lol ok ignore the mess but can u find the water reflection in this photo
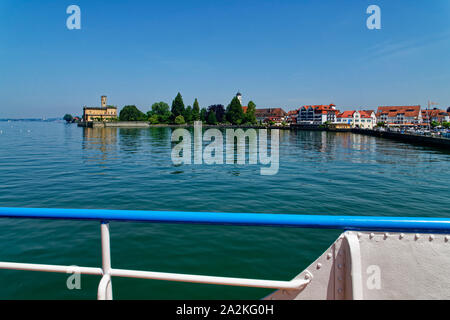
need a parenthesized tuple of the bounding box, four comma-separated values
(118, 128, 143, 153)
(80, 126, 450, 179)
(82, 127, 118, 164)
(148, 127, 171, 148)
(286, 130, 382, 164)
(82, 127, 175, 162)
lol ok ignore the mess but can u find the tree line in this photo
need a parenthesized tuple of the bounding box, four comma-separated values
(118, 92, 257, 125)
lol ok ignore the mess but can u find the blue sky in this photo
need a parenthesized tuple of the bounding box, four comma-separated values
(0, 0, 449, 118)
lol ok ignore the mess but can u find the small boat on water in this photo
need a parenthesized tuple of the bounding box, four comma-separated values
(0, 207, 449, 300)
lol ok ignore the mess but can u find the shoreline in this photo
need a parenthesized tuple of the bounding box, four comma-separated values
(77, 121, 291, 130)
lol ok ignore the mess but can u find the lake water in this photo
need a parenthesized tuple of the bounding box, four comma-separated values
(0, 122, 449, 299)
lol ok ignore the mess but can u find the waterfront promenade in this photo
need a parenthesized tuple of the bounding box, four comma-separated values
(352, 128, 450, 149)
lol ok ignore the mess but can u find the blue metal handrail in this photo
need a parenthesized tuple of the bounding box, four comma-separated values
(1, 207, 450, 233)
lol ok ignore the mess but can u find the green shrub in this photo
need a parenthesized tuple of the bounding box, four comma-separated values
(174, 115, 185, 125)
(149, 115, 159, 124)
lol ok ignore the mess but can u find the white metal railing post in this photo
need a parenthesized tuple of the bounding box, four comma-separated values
(98, 221, 113, 300)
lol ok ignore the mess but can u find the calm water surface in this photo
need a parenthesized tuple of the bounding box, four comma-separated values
(0, 122, 449, 299)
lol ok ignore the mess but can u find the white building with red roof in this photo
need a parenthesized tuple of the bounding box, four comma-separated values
(357, 110, 377, 129)
(376, 106, 422, 126)
(297, 104, 339, 124)
(336, 110, 376, 129)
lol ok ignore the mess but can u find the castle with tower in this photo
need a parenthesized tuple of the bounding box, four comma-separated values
(82, 96, 118, 122)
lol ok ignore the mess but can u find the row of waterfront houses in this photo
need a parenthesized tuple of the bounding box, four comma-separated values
(251, 104, 450, 128)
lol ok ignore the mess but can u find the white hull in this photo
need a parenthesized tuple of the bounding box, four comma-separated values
(266, 231, 450, 300)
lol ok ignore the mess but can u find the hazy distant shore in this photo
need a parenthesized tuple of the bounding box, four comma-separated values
(0, 118, 61, 122)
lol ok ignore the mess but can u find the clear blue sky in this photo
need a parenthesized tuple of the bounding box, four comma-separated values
(1, 0, 449, 118)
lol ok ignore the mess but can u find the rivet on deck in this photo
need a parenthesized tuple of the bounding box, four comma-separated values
(415, 234, 420, 240)
(429, 235, 435, 241)
(399, 233, 405, 239)
(327, 253, 332, 260)
(384, 233, 389, 239)
(369, 233, 375, 239)
(316, 263, 322, 270)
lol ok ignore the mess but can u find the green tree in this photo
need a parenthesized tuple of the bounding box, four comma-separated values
(192, 98, 200, 121)
(148, 114, 159, 124)
(430, 121, 440, 128)
(207, 105, 225, 123)
(207, 111, 218, 125)
(245, 101, 257, 124)
(148, 102, 171, 123)
(200, 108, 208, 122)
(225, 96, 244, 125)
(63, 114, 73, 123)
(174, 115, 185, 125)
(171, 93, 185, 121)
(184, 106, 193, 123)
(119, 105, 147, 121)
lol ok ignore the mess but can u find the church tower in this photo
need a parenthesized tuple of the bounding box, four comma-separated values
(236, 91, 242, 105)
(101, 95, 107, 108)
